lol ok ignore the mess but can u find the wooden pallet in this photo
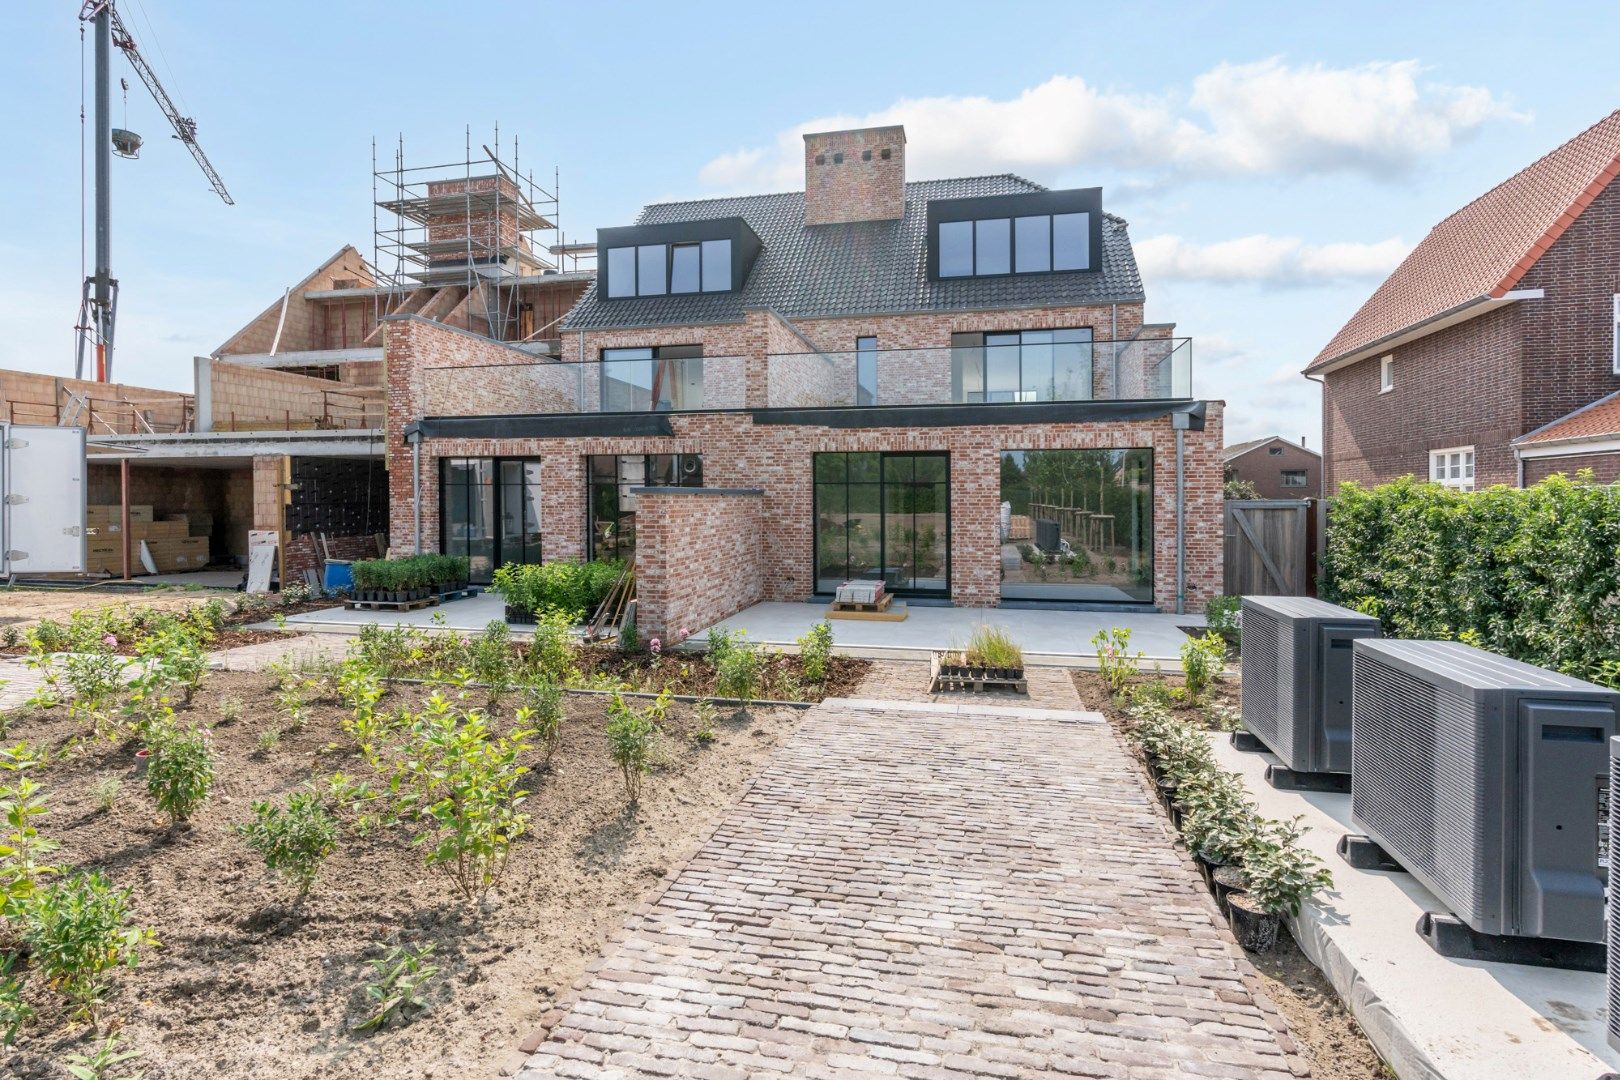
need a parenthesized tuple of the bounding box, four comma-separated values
(928, 653, 1028, 694)
(827, 594, 907, 621)
(435, 587, 479, 602)
(345, 594, 441, 612)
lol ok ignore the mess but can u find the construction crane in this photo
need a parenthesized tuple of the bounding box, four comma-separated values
(75, 1, 232, 384)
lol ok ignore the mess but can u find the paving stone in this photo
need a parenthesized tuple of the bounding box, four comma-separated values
(520, 699, 1301, 1077)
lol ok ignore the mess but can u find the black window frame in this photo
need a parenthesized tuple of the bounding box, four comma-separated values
(597, 217, 761, 300)
(598, 344, 704, 412)
(439, 456, 543, 585)
(949, 327, 1095, 403)
(855, 336, 878, 407)
(813, 450, 951, 598)
(587, 453, 704, 562)
(926, 188, 1103, 281)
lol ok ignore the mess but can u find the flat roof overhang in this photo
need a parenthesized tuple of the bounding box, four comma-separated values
(87, 428, 385, 464)
(408, 399, 1206, 441)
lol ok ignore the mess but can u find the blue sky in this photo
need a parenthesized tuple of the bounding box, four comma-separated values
(5, 0, 1618, 446)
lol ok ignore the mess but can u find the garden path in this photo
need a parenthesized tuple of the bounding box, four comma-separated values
(518, 696, 1303, 1078)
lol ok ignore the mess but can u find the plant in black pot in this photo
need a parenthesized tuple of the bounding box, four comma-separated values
(1227, 816, 1333, 952)
(491, 563, 536, 625)
(1156, 724, 1217, 824)
(1178, 771, 1257, 881)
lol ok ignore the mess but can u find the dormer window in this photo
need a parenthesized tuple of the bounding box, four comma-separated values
(598, 217, 760, 300)
(927, 188, 1101, 281)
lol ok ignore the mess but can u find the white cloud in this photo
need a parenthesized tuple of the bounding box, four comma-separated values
(698, 59, 1521, 192)
(1135, 233, 1409, 286)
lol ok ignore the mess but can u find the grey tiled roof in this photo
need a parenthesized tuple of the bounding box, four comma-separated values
(561, 175, 1144, 331)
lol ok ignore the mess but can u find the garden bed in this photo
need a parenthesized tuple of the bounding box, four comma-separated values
(2, 671, 806, 1078)
(1074, 659, 1388, 1080)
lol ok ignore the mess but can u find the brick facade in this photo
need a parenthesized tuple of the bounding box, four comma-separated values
(803, 127, 906, 227)
(632, 489, 764, 641)
(1522, 450, 1620, 485)
(1320, 172, 1620, 490)
(1224, 438, 1322, 499)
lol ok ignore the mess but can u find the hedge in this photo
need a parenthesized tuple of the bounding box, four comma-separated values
(1320, 472, 1620, 688)
(490, 559, 624, 622)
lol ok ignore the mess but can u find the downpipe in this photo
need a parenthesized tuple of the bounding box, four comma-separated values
(1175, 426, 1186, 615)
(411, 436, 422, 554)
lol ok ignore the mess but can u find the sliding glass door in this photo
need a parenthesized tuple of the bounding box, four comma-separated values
(998, 448, 1153, 603)
(440, 457, 542, 584)
(815, 451, 949, 596)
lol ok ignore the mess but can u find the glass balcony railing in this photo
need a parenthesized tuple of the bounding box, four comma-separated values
(420, 355, 751, 416)
(765, 337, 1190, 409)
(418, 338, 1191, 418)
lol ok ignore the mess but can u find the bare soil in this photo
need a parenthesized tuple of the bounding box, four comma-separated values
(0, 588, 232, 631)
(1074, 664, 1390, 1080)
(2, 672, 806, 1078)
(573, 647, 869, 701)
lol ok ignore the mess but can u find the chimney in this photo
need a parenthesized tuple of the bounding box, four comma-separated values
(802, 125, 906, 227)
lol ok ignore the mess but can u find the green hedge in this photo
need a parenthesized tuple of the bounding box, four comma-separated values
(1320, 472, 1620, 687)
(351, 554, 469, 591)
(490, 559, 624, 622)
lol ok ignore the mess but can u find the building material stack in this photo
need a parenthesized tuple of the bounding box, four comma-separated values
(85, 504, 210, 575)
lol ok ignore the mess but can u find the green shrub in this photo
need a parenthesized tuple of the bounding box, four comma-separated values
(714, 642, 760, 704)
(0, 956, 28, 1048)
(1179, 632, 1227, 704)
(237, 793, 339, 899)
(352, 554, 468, 592)
(605, 690, 670, 804)
(1241, 817, 1334, 917)
(22, 871, 156, 1018)
(356, 943, 440, 1032)
(490, 559, 623, 622)
(1091, 627, 1141, 694)
(0, 776, 61, 925)
(523, 612, 577, 685)
(144, 723, 214, 824)
(1205, 595, 1241, 642)
(796, 622, 834, 684)
(518, 680, 564, 765)
(1321, 472, 1620, 686)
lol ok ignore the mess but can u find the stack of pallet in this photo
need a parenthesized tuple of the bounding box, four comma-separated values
(85, 505, 210, 575)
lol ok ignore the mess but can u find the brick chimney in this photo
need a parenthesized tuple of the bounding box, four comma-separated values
(802, 126, 906, 226)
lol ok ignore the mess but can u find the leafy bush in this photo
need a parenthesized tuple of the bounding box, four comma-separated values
(1205, 595, 1241, 642)
(518, 680, 564, 765)
(1241, 817, 1334, 917)
(605, 690, 670, 803)
(691, 700, 718, 744)
(714, 641, 760, 704)
(1179, 632, 1227, 704)
(144, 723, 214, 824)
(0, 956, 28, 1048)
(1091, 627, 1141, 694)
(237, 792, 339, 899)
(0, 776, 61, 926)
(523, 612, 577, 685)
(490, 559, 623, 622)
(356, 944, 440, 1032)
(796, 622, 834, 684)
(352, 554, 468, 592)
(22, 871, 156, 1018)
(1321, 473, 1620, 687)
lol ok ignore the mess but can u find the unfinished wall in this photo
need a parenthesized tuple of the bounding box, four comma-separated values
(3, 368, 190, 434)
(633, 489, 764, 641)
(204, 359, 383, 431)
(86, 462, 253, 565)
(215, 245, 378, 356)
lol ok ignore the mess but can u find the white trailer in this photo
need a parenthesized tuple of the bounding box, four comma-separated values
(1, 423, 88, 577)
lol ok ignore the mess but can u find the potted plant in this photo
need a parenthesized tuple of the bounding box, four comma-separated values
(492, 563, 536, 624)
(1227, 816, 1333, 952)
(1177, 772, 1256, 883)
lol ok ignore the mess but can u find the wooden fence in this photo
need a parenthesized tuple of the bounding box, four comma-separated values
(1223, 499, 1321, 596)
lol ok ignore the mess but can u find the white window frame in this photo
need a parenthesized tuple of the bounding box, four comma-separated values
(1428, 445, 1475, 490)
(1380, 355, 1395, 393)
(1279, 469, 1308, 488)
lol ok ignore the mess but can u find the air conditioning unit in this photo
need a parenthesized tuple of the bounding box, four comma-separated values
(1237, 596, 1380, 785)
(1352, 639, 1617, 946)
(1609, 736, 1620, 1050)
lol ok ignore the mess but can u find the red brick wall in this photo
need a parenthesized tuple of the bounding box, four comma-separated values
(803, 127, 906, 226)
(1321, 305, 1524, 490)
(633, 490, 764, 642)
(1522, 450, 1620, 484)
(1225, 440, 1322, 499)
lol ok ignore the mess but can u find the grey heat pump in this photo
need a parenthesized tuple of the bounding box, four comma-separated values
(1610, 736, 1619, 1049)
(1237, 596, 1380, 787)
(1352, 639, 1616, 952)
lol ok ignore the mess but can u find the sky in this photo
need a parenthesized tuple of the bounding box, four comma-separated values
(4, 0, 1618, 447)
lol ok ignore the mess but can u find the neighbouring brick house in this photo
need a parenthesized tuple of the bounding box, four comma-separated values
(1308, 109, 1620, 491)
(388, 125, 1223, 638)
(1222, 436, 1321, 499)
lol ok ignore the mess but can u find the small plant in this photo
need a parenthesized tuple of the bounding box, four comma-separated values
(1179, 632, 1227, 706)
(618, 618, 641, 655)
(237, 792, 339, 900)
(1205, 595, 1241, 643)
(356, 943, 440, 1032)
(217, 697, 244, 725)
(256, 726, 282, 753)
(523, 612, 577, 685)
(518, 680, 564, 765)
(714, 641, 760, 707)
(280, 580, 314, 604)
(92, 777, 121, 812)
(0, 955, 30, 1048)
(691, 700, 718, 744)
(62, 1034, 145, 1080)
(469, 621, 515, 701)
(1241, 816, 1334, 917)
(1091, 627, 1142, 694)
(144, 723, 214, 824)
(605, 690, 670, 803)
(23, 871, 157, 1019)
(796, 621, 834, 684)
(963, 624, 1024, 670)
(0, 776, 62, 925)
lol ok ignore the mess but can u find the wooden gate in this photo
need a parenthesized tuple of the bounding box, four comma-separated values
(1224, 499, 1315, 596)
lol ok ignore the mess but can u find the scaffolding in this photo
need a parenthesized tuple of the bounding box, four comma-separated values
(371, 127, 589, 346)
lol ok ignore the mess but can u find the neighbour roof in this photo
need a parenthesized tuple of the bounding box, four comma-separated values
(1222, 435, 1319, 462)
(1515, 390, 1620, 446)
(1307, 110, 1620, 374)
(561, 175, 1144, 331)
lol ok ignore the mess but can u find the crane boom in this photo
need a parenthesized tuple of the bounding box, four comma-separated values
(79, 0, 232, 204)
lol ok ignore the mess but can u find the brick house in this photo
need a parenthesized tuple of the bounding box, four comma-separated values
(388, 125, 1223, 637)
(1308, 109, 1620, 491)
(1222, 436, 1321, 499)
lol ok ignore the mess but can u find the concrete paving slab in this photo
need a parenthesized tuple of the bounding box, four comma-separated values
(275, 591, 511, 634)
(1212, 733, 1620, 1080)
(693, 600, 1202, 665)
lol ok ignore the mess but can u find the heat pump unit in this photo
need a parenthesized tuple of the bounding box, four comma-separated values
(1034, 518, 1060, 554)
(1609, 736, 1619, 1050)
(1238, 596, 1380, 780)
(1352, 639, 1617, 944)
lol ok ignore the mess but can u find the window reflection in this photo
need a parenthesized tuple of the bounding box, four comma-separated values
(998, 449, 1153, 603)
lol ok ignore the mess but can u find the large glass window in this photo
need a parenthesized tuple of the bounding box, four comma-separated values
(606, 246, 636, 298)
(440, 457, 542, 584)
(604, 239, 733, 297)
(952, 328, 1093, 402)
(999, 449, 1153, 603)
(636, 244, 667, 296)
(815, 452, 948, 596)
(701, 239, 731, 292)
(600, 345, 704, 411)
(588, 453, 703, 561)
(935, 211, 1091, 278)
(670, 243, 701, 294)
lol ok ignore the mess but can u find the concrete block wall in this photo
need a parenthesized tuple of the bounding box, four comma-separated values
(2, 368, 190, 433)
(215, 245, 377, 356)
(206, 360, 383, 430)
(633, 489, 764, 642)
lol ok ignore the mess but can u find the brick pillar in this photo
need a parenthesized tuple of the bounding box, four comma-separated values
(542, 453, 587, 563)
(251, 455, 283, 532)
(950, 446, 999, 606)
